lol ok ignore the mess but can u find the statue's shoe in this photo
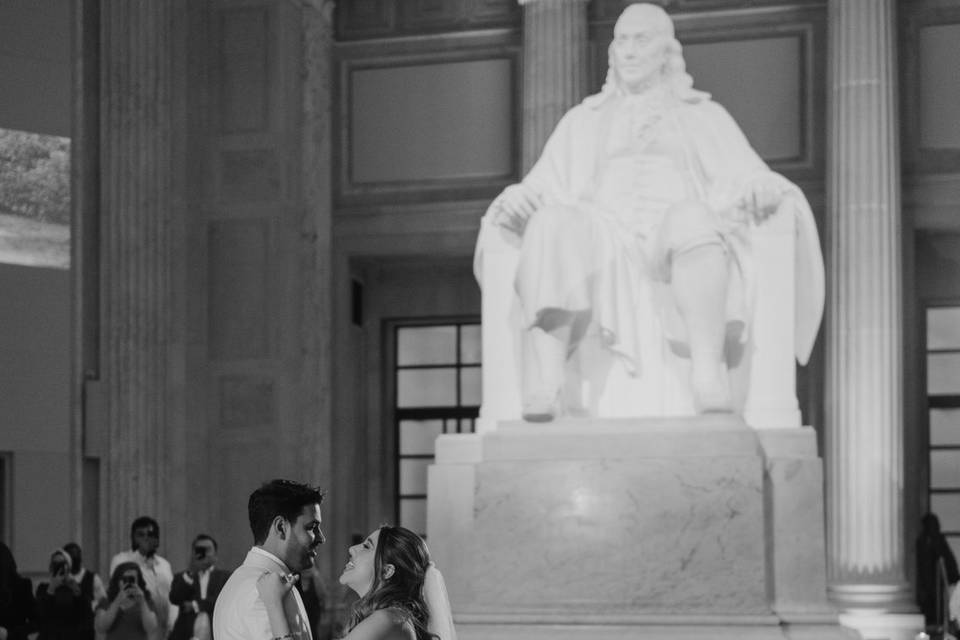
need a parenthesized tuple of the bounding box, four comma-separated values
(522, 393, 561, 422)
(691, 362, 733, 413)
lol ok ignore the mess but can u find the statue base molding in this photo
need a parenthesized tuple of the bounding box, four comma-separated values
(427, 416, 854, 640)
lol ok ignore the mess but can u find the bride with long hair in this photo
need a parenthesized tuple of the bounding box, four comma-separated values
(257, 524, 455, 640)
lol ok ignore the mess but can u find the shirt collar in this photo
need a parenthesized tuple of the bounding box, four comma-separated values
(250, 546, 290, 572)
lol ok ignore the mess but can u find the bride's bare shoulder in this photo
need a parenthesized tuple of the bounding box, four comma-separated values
(345, 608, 417, 640)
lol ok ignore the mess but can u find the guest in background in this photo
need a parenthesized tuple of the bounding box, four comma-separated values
(34, 548, 95, 640)
(169, 534, 230, 640)
(95, 562, 159, 640)
(0, 542, 35, 640)
(297, 565, 328, 640)
(917, 512, 960, 631)
(63, 542, 107, 612)
(0, 541, 15, 640)
(110, 517, 173, 637)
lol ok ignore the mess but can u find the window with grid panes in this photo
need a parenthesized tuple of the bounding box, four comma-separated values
(394, 322, 480, 537)
(927, 306, 960, 559)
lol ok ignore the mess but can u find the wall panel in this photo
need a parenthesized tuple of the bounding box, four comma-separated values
(335, 32, 519, 207)
(350, 59, 513, 184)
(337, 0, 518, 40)
(589, 0, 804, 22)
(218, 7, 272, 133)
(902, 2, 960, 230)
(219, 375, 276, 429)
(685, 35, 803, 162)
(207, 219, 271, 360)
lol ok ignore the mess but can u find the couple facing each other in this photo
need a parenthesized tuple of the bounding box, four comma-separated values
(212, 479, 456, 640)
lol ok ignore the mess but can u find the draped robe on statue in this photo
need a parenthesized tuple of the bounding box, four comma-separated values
(477, 88, 824, 380)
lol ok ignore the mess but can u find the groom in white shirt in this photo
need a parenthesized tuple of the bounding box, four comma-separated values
(213, 479, 326, 640)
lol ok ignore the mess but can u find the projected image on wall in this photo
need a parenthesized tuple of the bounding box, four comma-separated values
(0, 128, 69, 269)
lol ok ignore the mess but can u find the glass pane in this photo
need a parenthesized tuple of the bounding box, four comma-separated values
(460, 324, 481, 364)
(931, 494, 960, 532)
(399, 420, 443, 455)
(928, 353, 960, 395)
(459, 417, 476, 434)
(399, 498, 427, 538)
(932, 409, 960, 446)
(399, 458, 430, 495)
(460, 367, 482, 406)
(397, 368, 456, 408)
(397, 326, 456, 366)
(931, 450, 960, 487)
(929, 307, 960, 350)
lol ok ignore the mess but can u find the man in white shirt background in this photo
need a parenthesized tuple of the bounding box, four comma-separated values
(109, 516, 175, 636)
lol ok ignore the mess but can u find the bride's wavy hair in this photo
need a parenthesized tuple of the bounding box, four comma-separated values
(346, 525, 438, 640)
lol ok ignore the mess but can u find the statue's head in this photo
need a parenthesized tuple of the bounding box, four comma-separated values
(609, 3, 675, 93)
(588, 2, 705, 106)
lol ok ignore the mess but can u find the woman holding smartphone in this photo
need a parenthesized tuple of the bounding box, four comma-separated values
(94, 563, 159, 640)
(34, 548, 94, 640)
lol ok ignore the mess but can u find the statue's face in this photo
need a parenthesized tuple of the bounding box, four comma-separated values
(610, 5, 671, 94)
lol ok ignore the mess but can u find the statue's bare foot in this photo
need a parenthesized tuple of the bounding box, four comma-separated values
(691, 361, 732, 413)
(522, 393, 560, 422)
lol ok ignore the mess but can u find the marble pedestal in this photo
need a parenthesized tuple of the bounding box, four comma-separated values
(427, 416, 855, 640)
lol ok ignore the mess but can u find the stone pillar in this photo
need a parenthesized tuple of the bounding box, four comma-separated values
(99, 1, 177, 555)
(298, 0, 337, 588)
(519, 0, 589, 172)
(825, 1, 920, 637)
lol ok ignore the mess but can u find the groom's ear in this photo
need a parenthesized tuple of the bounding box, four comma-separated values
(272, 516, 287, 540)
(382, 564, 395, 581)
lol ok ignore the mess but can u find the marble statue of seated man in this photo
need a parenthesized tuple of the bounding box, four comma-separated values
(481, 3, 824, 422)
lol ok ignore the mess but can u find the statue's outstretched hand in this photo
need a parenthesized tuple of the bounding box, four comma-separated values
(491, 183, 543, 235)
(741, 175, 784, 223)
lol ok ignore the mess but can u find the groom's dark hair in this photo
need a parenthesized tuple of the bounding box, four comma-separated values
(248, 479, 325, 544)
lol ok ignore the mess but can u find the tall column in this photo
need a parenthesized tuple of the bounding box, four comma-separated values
(825, 1, 919, 636)
(299, 0, 337, 591)
(99, 1, 176, 555)
(519, 0, 590, 172)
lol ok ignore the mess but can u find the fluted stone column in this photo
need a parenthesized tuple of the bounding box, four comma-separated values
(100, 2, 176, 556)
(519, 0, 589, 172)
(825, 2, 917, 632)
(299, 0, 337, 583)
